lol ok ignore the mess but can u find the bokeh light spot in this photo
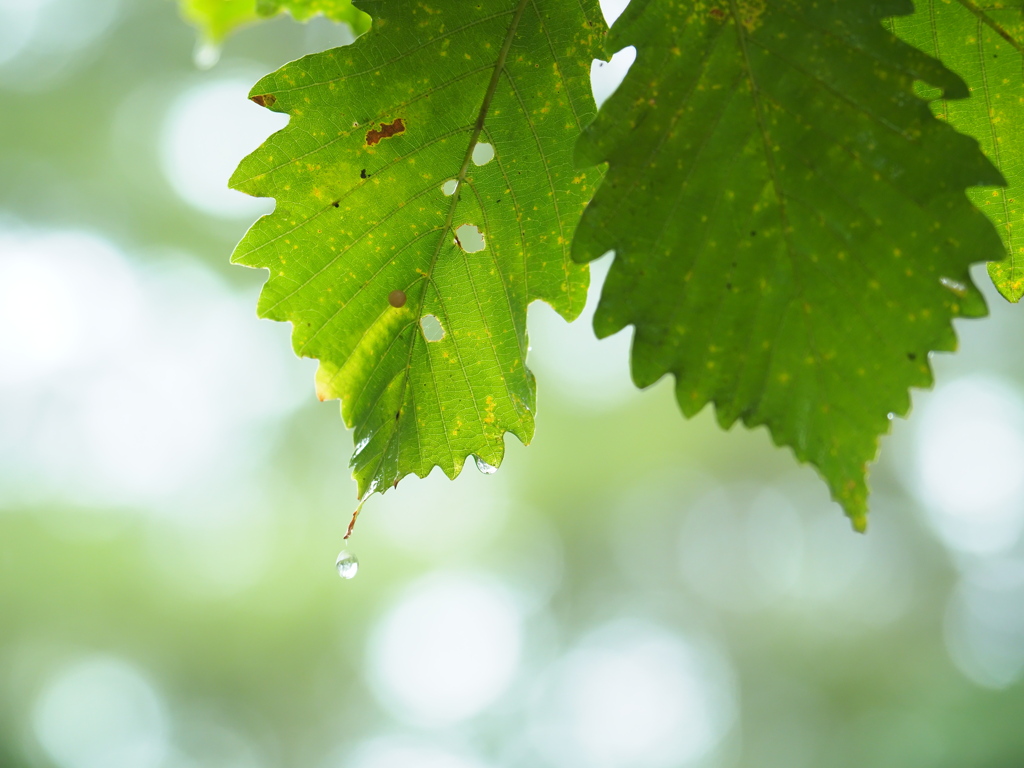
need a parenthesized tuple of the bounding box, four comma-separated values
(32, 657, 168, 768)
(366, 573, 522, 726)
(914, 376, 1024, 555)
(161, 77, 287, 219)
(531, 621, 736, 768)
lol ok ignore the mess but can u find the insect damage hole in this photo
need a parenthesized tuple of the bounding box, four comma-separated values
(441, 179, 459, 196)
(472, 142, 494, 166)
(455, 224, 486, 253)
(420, 314, 445, 342)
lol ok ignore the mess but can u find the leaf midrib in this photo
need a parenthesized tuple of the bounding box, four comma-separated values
(957, 0, 1024, 54)
(362, 0, 534, 495)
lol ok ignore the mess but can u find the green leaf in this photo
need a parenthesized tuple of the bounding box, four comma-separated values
(180, 0, 370, 45)
(231, 0, 605, 498)
(889, 1, 1024, 302)
(572, 0, 1005, 528)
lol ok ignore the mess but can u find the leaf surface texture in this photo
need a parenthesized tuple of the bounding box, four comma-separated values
(889, 0, 1024, 302)
(573, 0, 1005, 527)
(232, 0, 605, 497)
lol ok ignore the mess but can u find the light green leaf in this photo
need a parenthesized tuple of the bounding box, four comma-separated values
(180, 0, 370, 46)
(231, 0, 605, 498)
(573, 0, 1005, 528)
(889, 1, 1024, 302)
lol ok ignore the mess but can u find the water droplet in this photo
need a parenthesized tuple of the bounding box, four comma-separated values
(192, 40, 221, 70)
(336, 550, 359, 579)
(474, 456, 497, 474)
(940, 276, 968, 297)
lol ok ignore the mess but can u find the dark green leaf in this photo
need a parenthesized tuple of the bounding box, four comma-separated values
(573, 0, 1004, 528)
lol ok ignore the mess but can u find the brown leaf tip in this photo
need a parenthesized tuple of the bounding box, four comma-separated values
(250, 93, 277, 108)
(366, 118, 406, 146)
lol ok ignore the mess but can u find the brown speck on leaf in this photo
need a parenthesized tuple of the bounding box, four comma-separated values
(388, 289, 407, 308)
(360, 169, 368, 179)
(331, 201, 340, 208)
(250, 93, 277, 108)
(709, 7, 725, 18)
(366, 118, 406, 146)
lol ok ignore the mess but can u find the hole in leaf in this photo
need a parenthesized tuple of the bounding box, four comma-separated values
(472, 142, 494, 166)
(590, 45, 636, 108)
(442, 179, 459, 196)
(455, 224, 486, 253)
(420, 314, 445, 342)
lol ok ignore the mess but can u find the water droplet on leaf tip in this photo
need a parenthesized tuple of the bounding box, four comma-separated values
(336, 550, 359, 579)
(474, 456, 497, 474)
(193, 40, 221, 70)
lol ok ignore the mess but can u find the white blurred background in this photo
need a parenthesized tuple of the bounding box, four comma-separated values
(3, 1, 1024, 767)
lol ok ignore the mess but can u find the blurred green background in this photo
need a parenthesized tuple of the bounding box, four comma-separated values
(3, 1, 1024, 766)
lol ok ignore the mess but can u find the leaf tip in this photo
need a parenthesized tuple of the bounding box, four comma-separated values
(987, 261, 1024, 303)
(850, 512, 869, 534)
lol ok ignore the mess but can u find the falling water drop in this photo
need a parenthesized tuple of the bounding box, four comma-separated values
(336, 550, 359, 579)
(474, 456, 497, 475)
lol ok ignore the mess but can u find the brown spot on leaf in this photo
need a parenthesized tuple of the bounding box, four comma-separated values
(388, 289, 407, 308)
(365, 118, 406, 146)
(250, 93, 277, 108)
(709, 7, 725, 19)
(360, 168, 368, 179)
